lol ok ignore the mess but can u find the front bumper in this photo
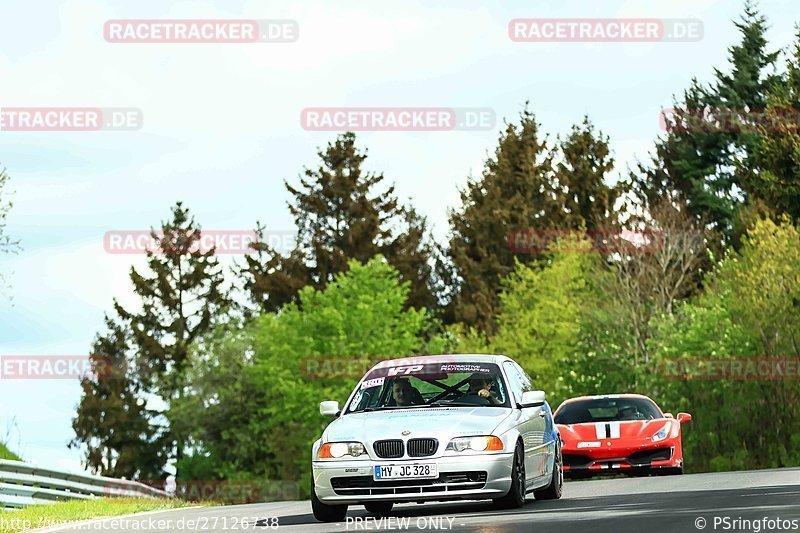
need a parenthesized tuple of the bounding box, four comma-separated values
(562, 442, 680, 474)
(312, 452, 514, 504)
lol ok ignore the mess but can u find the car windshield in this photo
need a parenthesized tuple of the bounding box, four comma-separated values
(554, 397, 662, 424)
(346, 362, 510, 413)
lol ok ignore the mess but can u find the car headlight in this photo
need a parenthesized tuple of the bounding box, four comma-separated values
(446, 436, 504, 452)
(651, 423, 671, 442)
(317, 441, 367, 459)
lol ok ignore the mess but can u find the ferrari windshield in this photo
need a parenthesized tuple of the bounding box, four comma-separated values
(346, 362, 510, 413)
(554, 397, 662, 424)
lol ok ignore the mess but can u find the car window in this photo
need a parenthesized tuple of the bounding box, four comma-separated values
(554, 397, 663, 424)
(346, 362, 511, 413)
(503, 361, 533, 403)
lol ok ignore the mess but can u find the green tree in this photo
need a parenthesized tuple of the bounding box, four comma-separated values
(114, 202, 234, 470)
(648, 217, 800, 471)
(177, 257, 434, 494)
(447, 108, 618, 334)
(70, 317, 168, 480)
(555, 116, 618, 229)
(489, 237, 605, 406)
(745, 29, 800, 220)
(633, 2, 780, 235)
(238, 223, 310, 314)
(243, 133, 437, 313)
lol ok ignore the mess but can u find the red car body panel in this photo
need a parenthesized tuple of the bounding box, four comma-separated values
(554, 394, 689, 475)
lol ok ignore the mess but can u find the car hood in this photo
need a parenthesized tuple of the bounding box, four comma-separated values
(558, 419, 672, 442)
(323, 407, 511, 443)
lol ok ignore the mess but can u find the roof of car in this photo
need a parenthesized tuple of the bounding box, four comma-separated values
(558, 393, 656, 405)
(371, 353, 514, 369)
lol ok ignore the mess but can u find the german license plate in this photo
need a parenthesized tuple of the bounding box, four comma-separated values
(373, 463, 438, 480)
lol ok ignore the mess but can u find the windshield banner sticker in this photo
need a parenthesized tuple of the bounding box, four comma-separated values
(361, 377, 384, 389)
(440, 364, 492, 373)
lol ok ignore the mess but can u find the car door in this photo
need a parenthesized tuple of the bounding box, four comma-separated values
(503, 361, 549, 484)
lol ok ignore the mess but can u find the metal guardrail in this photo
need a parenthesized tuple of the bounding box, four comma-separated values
(0, 460, 170, 509)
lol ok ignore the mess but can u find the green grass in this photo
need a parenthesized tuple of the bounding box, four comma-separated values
(0, 497, 193, 533)
(0, 444, 21, 462)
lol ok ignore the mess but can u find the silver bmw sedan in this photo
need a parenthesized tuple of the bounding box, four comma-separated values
(310, 354, 563, 522)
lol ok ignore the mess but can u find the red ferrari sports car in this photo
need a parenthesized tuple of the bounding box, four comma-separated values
(554, 394, 691, 477)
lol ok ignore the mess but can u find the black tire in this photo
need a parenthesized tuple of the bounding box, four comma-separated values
(311, 476, 348, 522)
(533, 441, 563, 500)
(494, 442, 526, 509)
(364, 501, 393, 516)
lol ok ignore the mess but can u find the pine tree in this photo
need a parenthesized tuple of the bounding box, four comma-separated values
(114, 202, 233, 468)
(238, 223, 311, 314)
(447, 108, 621, 334)
(556, 116, 619, 229)
(243, 133, 436, 312)
(448, 107, 556, 334)
(70, 317, 168, 480)
(745, 29, 800, 220)
(634, 1, 780, 235)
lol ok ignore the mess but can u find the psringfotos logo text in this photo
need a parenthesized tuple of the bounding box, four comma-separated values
(0, 355, 111, 380)
(103, 230, 296, 255)
(301, 108, 496, 131)
(104, 19, 298, 43)
(0, 108, 142, 131)
(509, 18, 703, 42)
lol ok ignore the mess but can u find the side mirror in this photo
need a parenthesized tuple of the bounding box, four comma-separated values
(320, 401, 340, 416)
(677, 412, 692, 424)
(520, 390, 546, 408)
(663, 412, 674, 419)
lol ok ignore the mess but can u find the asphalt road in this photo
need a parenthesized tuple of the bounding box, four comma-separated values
(37, 468, 800, 533)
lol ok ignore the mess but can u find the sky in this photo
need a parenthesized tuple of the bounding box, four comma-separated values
(0, 0, 797, 473)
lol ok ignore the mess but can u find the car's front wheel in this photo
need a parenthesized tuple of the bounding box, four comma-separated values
(533, 441, 563, 500)
(494, 442, 526, 509)
(311, 475, 348, 522)
(364, 501, 393, 516)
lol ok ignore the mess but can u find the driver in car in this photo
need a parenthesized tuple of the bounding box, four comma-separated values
(392, 378, 423, 406)
(466, 374, 503, 405)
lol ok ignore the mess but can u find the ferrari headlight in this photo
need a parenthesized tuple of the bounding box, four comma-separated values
(318, 441, 367, 459)
(446, 436, 504, 452)
(651, 423, 671, 442)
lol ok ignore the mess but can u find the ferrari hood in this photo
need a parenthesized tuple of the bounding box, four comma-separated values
(558, 419, 671, 442)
